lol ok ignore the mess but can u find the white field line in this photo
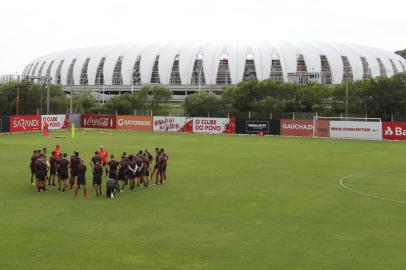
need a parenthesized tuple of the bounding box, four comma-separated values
(338, 170, 406, 206)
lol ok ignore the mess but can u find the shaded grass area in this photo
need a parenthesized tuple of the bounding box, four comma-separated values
(1, 131, 406, 269)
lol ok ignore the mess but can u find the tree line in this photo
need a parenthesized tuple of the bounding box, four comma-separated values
(0, 83, 172, 116)
(1, 73, 406, 120)
(183, 73, 406, 121)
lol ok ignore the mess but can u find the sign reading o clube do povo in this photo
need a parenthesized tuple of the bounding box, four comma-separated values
(41, 114, 69, 130)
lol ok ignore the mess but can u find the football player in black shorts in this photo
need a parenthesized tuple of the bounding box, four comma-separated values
(74, 159, 87, 198)
(107, 155, 119, 193)
(134, 154, 144, 188)
(127, 155, 138, 190)
(151, 148, 160, 184)
(90, 151, 100, 167)
(106, 177, 116, 198)
(49, 151, 58, 186)
(42, 148, 51, 183)
(89, 151, 100, 187)
(142, 153, 150, 187)
(29, 150, 38, 185)
(93, 160, 103, 197)
(58, 153, 69, 192)
(145, 149, 153, 181)
(34, 154, 47, 192)
(158, 148, 169, 184)
(118, 155, 128, 191)
(69, 151, 80, 190)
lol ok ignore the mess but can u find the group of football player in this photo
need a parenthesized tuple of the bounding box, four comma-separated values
(29, 144, 169, 198)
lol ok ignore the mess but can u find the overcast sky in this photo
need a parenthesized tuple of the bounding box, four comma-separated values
(0, 0, 405, 74)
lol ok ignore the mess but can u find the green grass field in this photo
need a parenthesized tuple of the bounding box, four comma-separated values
(1, 130, 406, 270)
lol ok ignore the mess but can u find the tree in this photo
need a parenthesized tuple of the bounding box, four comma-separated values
(150, 86, 172, 114)
(105, 93, 133, 114)
(72, 90, 97, 113)
(0, 82, 68, 115)
(222, 80, 261, 112)
(183, 91, 224, 117)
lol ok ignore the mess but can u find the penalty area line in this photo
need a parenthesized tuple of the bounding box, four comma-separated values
(338, 171, 406, 206)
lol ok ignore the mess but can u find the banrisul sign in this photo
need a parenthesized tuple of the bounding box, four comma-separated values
(382, 122, 406, 140)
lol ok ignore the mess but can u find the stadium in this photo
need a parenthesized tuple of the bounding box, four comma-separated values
(22, 41, 406, 101)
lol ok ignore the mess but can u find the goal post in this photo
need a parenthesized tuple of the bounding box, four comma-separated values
(312, 116, 382, 140)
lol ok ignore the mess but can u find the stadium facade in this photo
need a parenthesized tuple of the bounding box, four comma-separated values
(23, 41, 406, 101)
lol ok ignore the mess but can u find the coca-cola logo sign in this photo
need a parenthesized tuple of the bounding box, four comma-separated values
(81, 114, 116, 129)
(85, 117, 112, 127)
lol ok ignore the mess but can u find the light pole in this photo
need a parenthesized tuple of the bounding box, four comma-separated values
(16, 73, 20, 116)
(345, 73, 349, 118)
(102, 83, 105, 104)
(131, 71, 134, 94)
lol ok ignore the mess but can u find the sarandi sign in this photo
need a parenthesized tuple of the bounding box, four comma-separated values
(10, 115, 41, 132)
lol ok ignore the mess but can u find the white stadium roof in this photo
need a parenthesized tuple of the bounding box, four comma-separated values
(23, 40, 406, 86)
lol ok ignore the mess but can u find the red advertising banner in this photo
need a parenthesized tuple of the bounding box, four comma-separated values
(382, 122, 406, 140)
(81, 114, 116, 129)
(280, 120, 314, 137)
(116, 115, 153, 131)
(10, 115, 41, 132)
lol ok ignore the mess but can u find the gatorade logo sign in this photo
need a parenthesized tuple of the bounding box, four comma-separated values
(116, 116, 153, 131)
(382, 122, 406, 140)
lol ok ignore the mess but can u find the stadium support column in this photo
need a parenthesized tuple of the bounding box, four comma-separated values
(102, 83, 105, 104)
(345, 77, 348, 118)
(130, 69, 134, 94)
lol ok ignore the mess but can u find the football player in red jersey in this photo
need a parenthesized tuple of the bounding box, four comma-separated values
(98, 146, 109, 177)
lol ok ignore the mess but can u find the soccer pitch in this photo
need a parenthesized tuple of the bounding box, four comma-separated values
(1, 131, 406, 270)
